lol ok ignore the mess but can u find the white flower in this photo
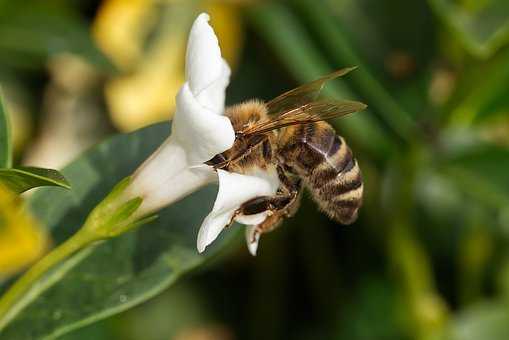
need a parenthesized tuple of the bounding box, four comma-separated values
(124, 13, 280, 255)
(197, 168, 280, 255)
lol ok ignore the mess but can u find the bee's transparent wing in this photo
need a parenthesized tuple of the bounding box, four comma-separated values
(265, 67, 357, 116)
(240, 100, 367, 136)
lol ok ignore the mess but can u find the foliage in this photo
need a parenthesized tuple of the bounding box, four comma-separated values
(0, 123, 238, 340)
(0, 90, 69, 193)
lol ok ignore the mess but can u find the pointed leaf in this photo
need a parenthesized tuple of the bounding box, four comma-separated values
(0, 167, 70, 194)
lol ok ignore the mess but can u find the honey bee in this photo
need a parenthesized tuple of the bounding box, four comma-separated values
(206, 67, 366, 246)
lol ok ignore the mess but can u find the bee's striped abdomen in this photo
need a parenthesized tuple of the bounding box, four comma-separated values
(278, 122, 363, 224)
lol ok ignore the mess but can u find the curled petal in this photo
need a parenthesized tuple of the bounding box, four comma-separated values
(172, 83, 235, 164)
(186, 13, 230, 113)
(172, 12, 235, 165)
(123, 13, 235, 217)
(197, 168, 280, 253)
(194, 59, 230, 114)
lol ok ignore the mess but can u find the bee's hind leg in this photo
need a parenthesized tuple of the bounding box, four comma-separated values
(275, 165, 303, 218)
(225, 195, 273, 231)
(236, 190, 300, 233)
(234, 169, 303, 250)
(238, 188, 302, 254)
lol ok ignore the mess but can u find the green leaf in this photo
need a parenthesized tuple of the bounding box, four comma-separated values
(0, 123, 239, 340)
(0, 167, 70, 194)
(429, 0, 509, 59)
(0, 89, 11, 169)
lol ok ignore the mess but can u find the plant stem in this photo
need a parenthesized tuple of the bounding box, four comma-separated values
(0, 228, 96, 331)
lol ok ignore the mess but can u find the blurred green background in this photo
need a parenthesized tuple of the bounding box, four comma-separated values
(2, 0, 509, 339)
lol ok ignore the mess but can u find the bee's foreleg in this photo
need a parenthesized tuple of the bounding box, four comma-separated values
(218, 134, 271, 170)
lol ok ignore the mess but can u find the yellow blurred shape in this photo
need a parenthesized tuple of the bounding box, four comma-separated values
(0, 185, 48, 277)
(413, 293, 449, 334)
(93, 0, 155, 69)
(205, 3, 243, 71)
(1, 86, 33, 156)
(93, 0, 244, 132)
(104, 18, 186, 132)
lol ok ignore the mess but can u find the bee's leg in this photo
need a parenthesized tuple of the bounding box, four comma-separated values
(241, 173, 302, 253)
(239, 191, 297, 216)
(238, 166, 303, 220)
(205, 153, 229, 169)
(276, 165, 303, 217)
(237, 196, 273, 215)
(227, 135, 269, 168)
(222, 196, 273, 231)
(245, 192, 302, 246)
(237, 191, 301, 233)
(234, 166, 302, 240)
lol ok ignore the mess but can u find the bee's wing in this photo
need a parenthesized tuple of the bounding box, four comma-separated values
(240, 99, 367, 136)
(265, 67, 357, 116)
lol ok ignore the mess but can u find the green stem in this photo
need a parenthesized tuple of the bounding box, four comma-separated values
(0, 176, 144, 332)
(0, 228, 96, 331)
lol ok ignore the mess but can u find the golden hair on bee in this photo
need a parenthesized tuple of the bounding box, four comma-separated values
(225, 99, 268, 132)
(222, 100, 275, 174)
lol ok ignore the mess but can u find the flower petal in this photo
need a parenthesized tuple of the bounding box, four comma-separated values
(124, 137, 217, 217)
(172, 12, 235, 164)
(172, 83, 235, 164)
(186, 13, 230, 113)
(245, 225, 260, 256)
(197, 168, 280, 253)
(122, 12, 236, 217)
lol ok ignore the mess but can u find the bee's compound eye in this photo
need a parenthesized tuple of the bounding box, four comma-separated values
(205, 153, 227, 166)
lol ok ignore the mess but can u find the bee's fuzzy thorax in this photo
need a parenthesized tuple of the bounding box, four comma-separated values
(225, 99, 268, 131)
